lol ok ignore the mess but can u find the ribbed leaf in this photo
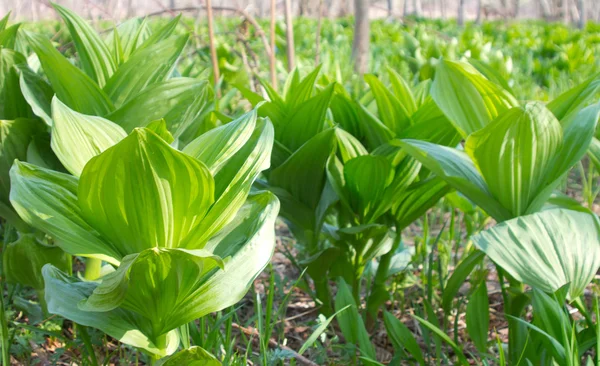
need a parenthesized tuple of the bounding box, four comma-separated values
(270, 129, 337, 210)
(78, 129, 214, 256)
(0, 118, 44, 204)
(0, 23, 20, 49)
(155, 346, 220, 366)
(431, 59, 518, 137)
(4, 235, 70, 291)
(42, 264, 180, 356)
(103, 35, 188, 108)
(387, 67, 417, 115)
(465, 103, 562, 217)
(53, 3, 116, 87)
(51, 97, 126, 177)
(107, 78, 210, 133)
(398, 139, 510, 221)
(278, 84, 334, 151)
(26, 32, 114, 115)
(181, 119, 274, 248)
(0, 49, 31, 119)
(183, 109, 257, 174)
(18, 65, 53, 126)
(472, 209, 600, 299)
(547, 72, 600, 121)
(10, 161, 120, 264)
(365, 74, 411, 135)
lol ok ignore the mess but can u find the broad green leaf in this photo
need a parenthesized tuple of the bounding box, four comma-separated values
(106, 17, 151, 63)
(588, 137, 600, 172)
(472, 209, 600, 299)
(183, 109, 257, 174)
(42, 264, 180, 356)
(107, 78, 211, 133)
(441, 250, 485, 314)
(26, 32, 114, 115)
(53, 3, 116, 87)
(270, 129, 337, 210)
(392, 177, 452, 230)
(465, 102, 562, 217)
(334, 278, 376, 359)
(27, 134, 65, 172)
(335, 128, 367, 163)
(356, 103, 394, 149)
(344, 155, 394, 223)
(135, 15, 181, 53)
(0, 49, 31, 119)
(469, 58, 514, 95)
(51, 97, 126, 177)
(0, 118, 44, 204)
(103, 35, 188, 108)
(383, 311, 425, 365)
(505, 315, 566, 364)
(10, 161, 120, 264)
(365, 74, 411, 134)
(466, 279, 490, 353)
(413, 315, 469, 365)
(398, 139, 510, 221)
(330, 90, 362, 138)
(181, 119, 274, 248)
(401, 99, 460, 147)
(145, 119, 174, 144)
(387, 67, 417, 115)
(78, 128, 214, 256)
(0, 12, 10, 32)
(4, 235, 70, 290)
(286, 66, 322, 108)
(0, 23, 20, 49)
(548, 103, 600, 182)
(278, 84, 334, 152)
(18, 65, 53, 126)
(547, 72, 600, 121)
(155, 346, 220, 366)
(431, 59, 518, 137)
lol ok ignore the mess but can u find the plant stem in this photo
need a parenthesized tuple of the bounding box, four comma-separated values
(77, 324, 98, 366)
(0, 286, 9, 366)
(83, 258, 102, 281)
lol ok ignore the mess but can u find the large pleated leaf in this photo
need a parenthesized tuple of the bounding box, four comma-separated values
(270, 129, 337, 210)
(387, 67, 417, 115)
(278, 84, 334, 152)
(0, 49, 31, 119)
(26, 32, 114, 115)
(181, 119, 274, 248)
(465, 103, 562, 217)
(183, 109, 257, 174)
(547, 72, 600, 121)
(4, 234, 70, 290)
(107, 78, 210, 133)
(42, 264, 180, 356)
(0, 13, 9, 32)
(0, 118, 44, 205)
(10, 161, 120, 264)
(398, 139, 510, 221)
(472, 209, 600, 300)
(53, 3, 116, 87)
(134, 15, 181, 53)
(155, 346, 220, 366)
(343, 155, 394, 223)
(431, 59, 518, 137)
(392, 178, 452, 230)
(0, 23, 20, 49)
(103, 35, 188, 108)
(356, 103, 395, 149)
(365, 74, 411, 135)
(78, 129, 214, 256)
(51, 97, 127, 177)
(18, 65, 53, 126)
(106, 17, 151, 64)
(400, 99, 460, 147)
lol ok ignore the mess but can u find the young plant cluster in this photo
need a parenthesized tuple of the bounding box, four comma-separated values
(1, 6, 600, 365)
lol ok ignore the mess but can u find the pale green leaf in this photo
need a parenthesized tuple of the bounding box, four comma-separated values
(51, 97, 126, 177)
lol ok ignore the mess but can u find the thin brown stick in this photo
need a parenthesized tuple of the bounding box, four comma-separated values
(284, 0, 295, 71)
(315, 0, 323, 66)
(269, 0, 277, 88)
(231, 323, 319, 366)
(205, 0, 220, 97)
(145, 6, 273, 60)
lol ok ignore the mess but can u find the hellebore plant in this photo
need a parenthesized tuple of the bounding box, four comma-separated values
(10, 101, 278, 358)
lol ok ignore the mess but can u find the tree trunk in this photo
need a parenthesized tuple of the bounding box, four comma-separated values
(284, 0, 295, 71)
(169, 0, 176, 9)
(440, 0, 446, 18)
(412, 0, 422, 16)
(538, 0, 552, 19)
(578, 0, 586, 28)
(352, 0, 370, 75)
(403, 0, 409, 16)
(457, 0, 465, 25)
(513, 0, 520, 17)
(563, 0, 570, 23)
(476, 0, 482, 23)
(206, 0, 220, 95)
(387, 0, 393, 17)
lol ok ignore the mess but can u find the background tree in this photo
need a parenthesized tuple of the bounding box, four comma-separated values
(352, 0, 369, 74)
